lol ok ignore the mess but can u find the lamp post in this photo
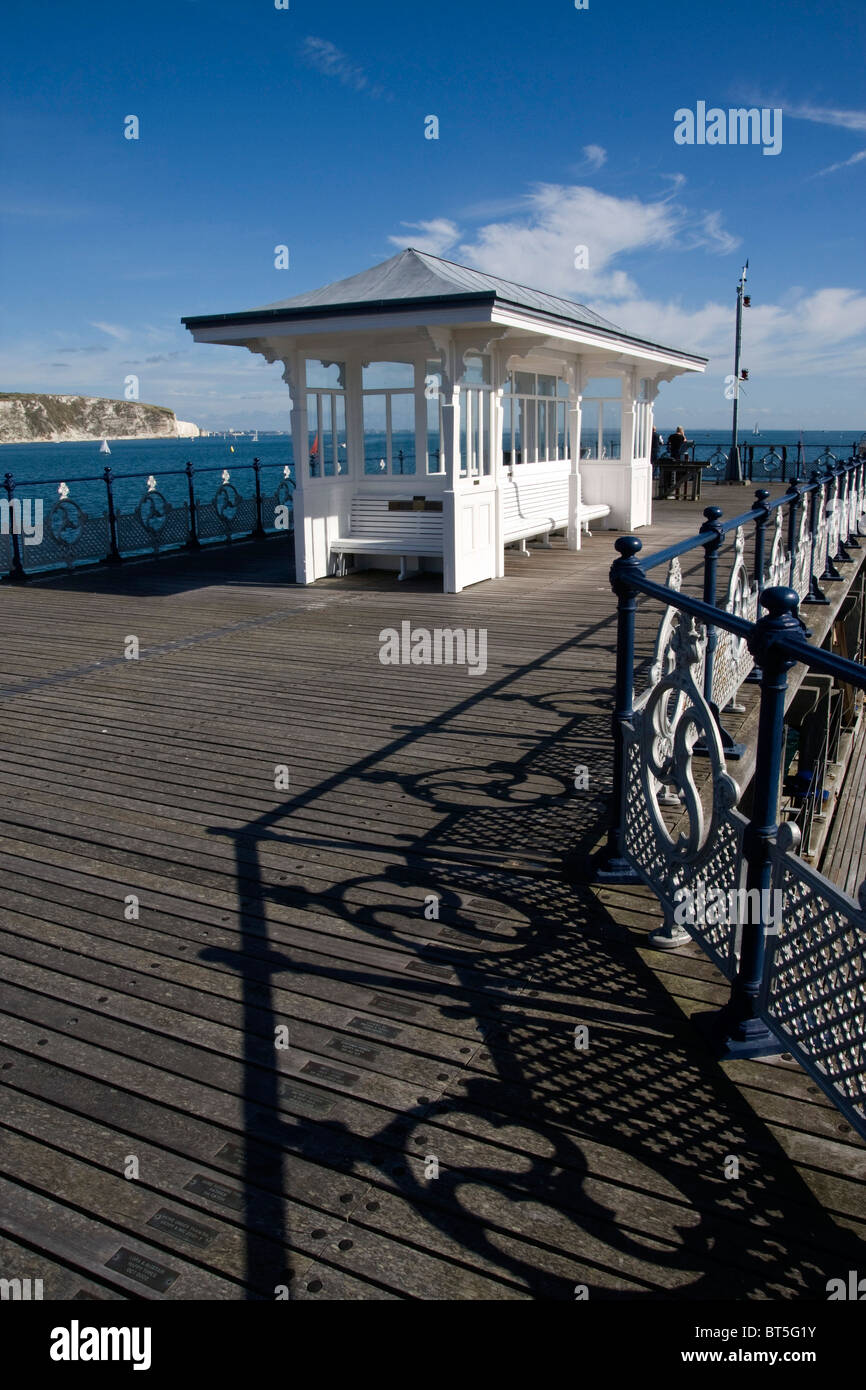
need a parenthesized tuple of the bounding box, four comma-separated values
(726, 261, 750, 484)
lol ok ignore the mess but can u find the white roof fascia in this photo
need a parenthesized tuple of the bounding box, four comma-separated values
(490, 306, 706, 372)
(186, 305, 493, 347)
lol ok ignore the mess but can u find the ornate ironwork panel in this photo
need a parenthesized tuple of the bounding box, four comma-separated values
(815, 482, 829, 575)
(24, 484, 110, 570)
(115, 477, 190, 554)
(764, 823, 866, 1132)
(624, 613, 744, 976)
(766, 510, 790, 588)
(263, 474, 294, 533)
(711, 529, 758, 710)
(793, 504, 811, 599)
(196, 472, 258, 542)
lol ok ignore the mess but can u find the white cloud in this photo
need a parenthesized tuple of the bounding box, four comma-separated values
(445, 183, 739, 299)
(786, 102, 866, 134)
(388, 219, 461, 257)
(90, 321, 130, 342)
(386, 182, 866, 419)
(582, 144, 607, 170)
(300, 36, 387, 98)
(815, 148, 866, 177)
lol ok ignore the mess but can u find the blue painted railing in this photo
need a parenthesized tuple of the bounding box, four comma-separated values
(688, 440, 864, 483)
(598, 454, 866, 1140)
(0, 458, 295, 581)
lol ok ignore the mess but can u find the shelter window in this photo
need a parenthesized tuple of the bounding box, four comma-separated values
(425, 359, 443, 473)
(306, 360, 347, 478)
(362, 362, 416, 475)
(502, 372, 570, 464)
(580, 378, 622, 460)
(460, 356, 493, 479)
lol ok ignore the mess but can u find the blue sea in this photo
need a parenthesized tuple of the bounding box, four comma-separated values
(0, 428, 860, 518)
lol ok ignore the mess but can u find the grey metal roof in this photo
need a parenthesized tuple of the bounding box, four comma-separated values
(249, 248, 621, 330)
(182, 248, 706, 363)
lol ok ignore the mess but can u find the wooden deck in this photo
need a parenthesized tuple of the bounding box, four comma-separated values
(822, 719, 866, 898)
(0, 498, 864, 1301)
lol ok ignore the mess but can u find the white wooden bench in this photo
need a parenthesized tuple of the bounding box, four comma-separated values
(330, 494, 444, 579)
(502, 478, 566, 554)
(579, 497, 612, 536)
(502, 476, 611, 555)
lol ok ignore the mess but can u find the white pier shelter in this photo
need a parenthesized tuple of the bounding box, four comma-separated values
(183, 250, 706, 592)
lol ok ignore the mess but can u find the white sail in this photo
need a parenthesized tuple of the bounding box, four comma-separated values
(99, 439, 111, 453)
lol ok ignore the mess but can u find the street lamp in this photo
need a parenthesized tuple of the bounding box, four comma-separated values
(725, 261, 750, 484)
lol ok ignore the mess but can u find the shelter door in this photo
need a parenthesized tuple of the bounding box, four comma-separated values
(456, 487, 497, 589)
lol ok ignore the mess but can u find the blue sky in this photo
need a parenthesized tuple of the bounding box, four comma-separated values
(2, 0, 865, 429)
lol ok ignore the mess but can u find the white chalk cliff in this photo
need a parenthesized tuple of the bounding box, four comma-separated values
(0, 394, 201, 444)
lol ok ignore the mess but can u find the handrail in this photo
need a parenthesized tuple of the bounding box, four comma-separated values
(596, 451, 866, 1139)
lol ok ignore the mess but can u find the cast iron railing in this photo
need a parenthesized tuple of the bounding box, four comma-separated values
(597, 453, 866, 1140)
(0, 459, 294, 581)
(686, 440, 864, 483)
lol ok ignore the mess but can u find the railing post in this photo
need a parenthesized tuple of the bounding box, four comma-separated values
(820, 463, 843, 582)
(744, 488, 772, 685)
(833, 460, 853, 563)
(785, 479, 801, 590)
(803, 471, 828, 604)
(185, 461, 201, 549)
(845, 458, 861, 549)
(697, 505, 744, 758)
(593, 535, 642, 883)
(252, 457, 266, 538)
(752, 488, 770, 590)
(713, 587, 805, 1057)
(3, 473, 26, 583)
(102, 466, 122, 565)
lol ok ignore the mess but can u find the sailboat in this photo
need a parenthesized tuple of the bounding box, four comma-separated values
(252, 429, 258, 442)
(99, 439, 111, 454)
(752, 423, 760, 436)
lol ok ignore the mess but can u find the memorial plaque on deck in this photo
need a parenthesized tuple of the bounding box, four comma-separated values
(184, 1174, 244, 1212)
(405, 959, 453, 980)
(437, 925, 479, 943)
(147, 1207, 217, 1249)
(326, 1036, 380, 1062)
(348, 1016, 401, 1041)
(301, 1060, 359, 1088)
(105, 1247, 178, 1293)
(368, 994, 419, 1019)
(277, 1079, 336, 1115)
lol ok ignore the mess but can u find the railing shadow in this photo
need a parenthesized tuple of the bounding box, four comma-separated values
(199, 606, 866, 1299)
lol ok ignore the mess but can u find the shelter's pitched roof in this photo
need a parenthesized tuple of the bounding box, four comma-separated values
(246, 248, 622, 332)
(182, 249, 706, 364)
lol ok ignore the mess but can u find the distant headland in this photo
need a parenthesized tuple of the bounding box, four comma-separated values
(0, 393, 200, 444)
